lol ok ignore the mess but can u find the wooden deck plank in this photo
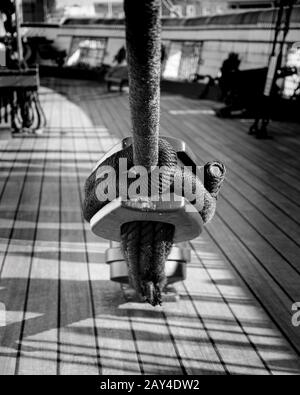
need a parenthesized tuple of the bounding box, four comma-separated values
(181, 258, 269, 375)
(206, 217, 300, 354)
(157, 291, 227, 375)
(12, 94, 60, 375)
(0, 139, 26, 256)
(193, 120, 300, 197)
(194, 232, 300, 375)
(219, 171, 300, 244)
(191, 235, 300, 374)
(210, 112, 300, 173)
(0, 136, 42, 375)
(57, 96, 100, 375)
(220, 187, 300, 271)
(165, 95, 300, 168)
(17, 143, 60, 375)
(160, 102, 300, 212)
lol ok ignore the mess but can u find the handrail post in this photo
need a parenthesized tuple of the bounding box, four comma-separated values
(15, 0, 24, 67)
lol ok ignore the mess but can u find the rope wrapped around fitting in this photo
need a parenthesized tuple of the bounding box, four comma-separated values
(83, 0, 226, 306)
(83, 138, 226, 305)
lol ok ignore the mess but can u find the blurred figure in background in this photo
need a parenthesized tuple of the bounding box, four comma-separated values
(219, 52, 241, 101)
(0, 0, 14, 35)
(113, 46, 126, 66)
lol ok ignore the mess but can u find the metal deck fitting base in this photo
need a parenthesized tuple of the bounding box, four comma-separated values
(106, 242, 190, 285)
(121, 284, 180, 304)
(91, 196, 203, 243)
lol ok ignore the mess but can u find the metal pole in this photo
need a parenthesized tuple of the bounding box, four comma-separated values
(271, 0, 284, 57)
(15, 0, 24, 66)
(107, 0, 113, 18)
(44, 0, 48, 21)
(278, 0, 295, 65)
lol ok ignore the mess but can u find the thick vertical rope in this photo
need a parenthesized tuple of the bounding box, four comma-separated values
(122, 0, 174, 306)
(124, 0, 161, 169)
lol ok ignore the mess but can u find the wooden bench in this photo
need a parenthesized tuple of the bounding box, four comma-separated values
(105, 66, 129, 92)
(0, 68, 39, 88)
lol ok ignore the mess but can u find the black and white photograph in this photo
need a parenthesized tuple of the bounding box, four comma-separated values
(0, 0, 299, 378)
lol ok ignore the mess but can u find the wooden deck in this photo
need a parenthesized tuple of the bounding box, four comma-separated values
(0, 78, 299, 375)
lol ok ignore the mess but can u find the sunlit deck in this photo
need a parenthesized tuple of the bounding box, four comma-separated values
(0, 78, 299, 375)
